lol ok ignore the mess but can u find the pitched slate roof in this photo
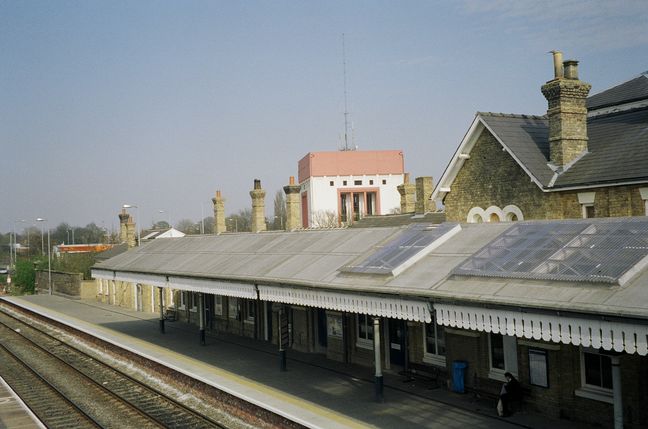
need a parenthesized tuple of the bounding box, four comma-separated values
(481, 107, 648, 189)
(587, 72, 648, 110)
(554, 107, 648, 187)
(478, 113, 553, 186)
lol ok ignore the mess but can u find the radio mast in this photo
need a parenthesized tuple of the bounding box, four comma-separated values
(342, 33, 352, 151)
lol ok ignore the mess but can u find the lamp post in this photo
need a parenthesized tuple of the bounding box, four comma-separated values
(227, 217, 238, 233)
(36, 218, 51, 295)
(12, 219, 25, 267)
(123, 204, 140, 246)
(158, 209, 171, 229)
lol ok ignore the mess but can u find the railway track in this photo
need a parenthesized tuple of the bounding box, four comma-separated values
(0, 308, 229, 429)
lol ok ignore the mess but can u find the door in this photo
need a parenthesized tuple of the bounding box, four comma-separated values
(317, 309, 328, 348)
(389, 319, 405, 366)
(204, 294, 213, 330)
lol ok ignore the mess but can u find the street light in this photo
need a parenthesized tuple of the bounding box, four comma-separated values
(12, 219, 26, 268)
(274, 216, 284, 230)
(158, 209, 171, 228)
(36, 218, 51, 295)
(122, 204, 141, 246)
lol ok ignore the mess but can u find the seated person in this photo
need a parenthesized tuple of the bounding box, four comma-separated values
(498, 372, 522, 416)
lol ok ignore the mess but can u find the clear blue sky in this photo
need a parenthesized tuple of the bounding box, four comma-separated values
(2, 0, 647, 233)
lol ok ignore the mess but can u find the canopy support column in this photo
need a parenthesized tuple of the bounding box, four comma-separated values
(374, 317, 383, 402)
(611, 356, 623, 429)
(199, 293, 206, 345)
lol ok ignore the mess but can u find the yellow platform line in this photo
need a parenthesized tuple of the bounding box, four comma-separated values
(3, 297, 371, 429)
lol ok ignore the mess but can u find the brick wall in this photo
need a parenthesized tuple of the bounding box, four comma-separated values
(444, 128, 648, 221)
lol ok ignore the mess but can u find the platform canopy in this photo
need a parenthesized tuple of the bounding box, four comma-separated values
(435, 303, 648, 356)
(92, 269, 257, 299)
(259, 285, 431, 322)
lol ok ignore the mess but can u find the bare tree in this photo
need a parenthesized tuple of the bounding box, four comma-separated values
(272, 190, 287, 230)
(311, 210, 339, 228)
(227, 209, 252, 232)
(176, 218, 198, 234)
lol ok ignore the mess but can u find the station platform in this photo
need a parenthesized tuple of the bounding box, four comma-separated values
(1, 295, 592, 429)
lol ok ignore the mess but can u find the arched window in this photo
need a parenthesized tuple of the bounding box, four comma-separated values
(489, 213, 501, 223)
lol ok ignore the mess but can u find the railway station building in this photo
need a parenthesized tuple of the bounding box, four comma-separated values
(91, 56, 648, 428)
(93, 217, 648, 429)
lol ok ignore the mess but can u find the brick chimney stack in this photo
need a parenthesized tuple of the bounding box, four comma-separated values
(397, 173, 416, 214)
(250, 179, 267, 233)
(283, 176, 302, 231)
(415, 176, 434, 214)
(541, 51, 591, 167)
(212, 190, 226, 234)
(118, 208, 136, 248)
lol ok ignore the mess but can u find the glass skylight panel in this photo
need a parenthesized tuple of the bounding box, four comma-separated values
(453, 218, 648, 284)
(342, 222, 461, 276)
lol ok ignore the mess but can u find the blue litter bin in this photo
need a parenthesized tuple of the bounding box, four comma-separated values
(452, 360, 468, 393)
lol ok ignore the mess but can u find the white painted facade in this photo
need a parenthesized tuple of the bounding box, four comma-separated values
(302, 173, 404, 227)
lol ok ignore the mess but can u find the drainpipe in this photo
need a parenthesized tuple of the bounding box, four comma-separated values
(611, 356, 623, 429)
(373, 317, 383, 402)
(158, 287, 165, 334)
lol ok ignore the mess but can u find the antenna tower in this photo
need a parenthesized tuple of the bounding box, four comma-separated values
(342, 33, 351, 151)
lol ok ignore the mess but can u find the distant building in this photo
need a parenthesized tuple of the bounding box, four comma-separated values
(298, 150, 405, 227)
(55, 244, 114, 256)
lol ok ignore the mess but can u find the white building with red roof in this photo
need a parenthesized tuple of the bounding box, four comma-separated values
(297, 150, 405, 227)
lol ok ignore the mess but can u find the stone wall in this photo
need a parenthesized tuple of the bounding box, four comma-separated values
(444, 128, 647, 222)
(36, 270, 83, 297)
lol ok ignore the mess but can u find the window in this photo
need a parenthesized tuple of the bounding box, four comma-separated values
(423, 320, 446, 366)
(189, 292, 198, 312)
(329, 180, 334, 186)
(489, 334, 518, 380)
(356, 314, 374, 349)
(354, 180, 362, 186)
(583, 205, 595, 219)
(366, 192, 376, 216)
(214, 295, 223, 316)
(369, 179, 374, 185)
(382, 179, 387, 185)
(228, 297, 239, 320)
(245, 299, 256, 322)
(583, 349, 612, 390)
(576, 348, 614, 403)
(578, 192, 596, 218)
(641, 188, 648, 215)
(179, 291, 187, 309)
(343, 180, 348, 186)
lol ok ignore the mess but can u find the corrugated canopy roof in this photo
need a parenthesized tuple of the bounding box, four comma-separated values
(452, 218, 648, 285)
(94, 218, 648, 320)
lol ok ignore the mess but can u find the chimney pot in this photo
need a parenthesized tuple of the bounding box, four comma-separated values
(216, 190, 221, 198)
(289, 176, 295, 185)
(563, 60, 579, 80)
(254, 179, 261, 190)
(551, 50, 564, 79)
(404, 172, 410, 184)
